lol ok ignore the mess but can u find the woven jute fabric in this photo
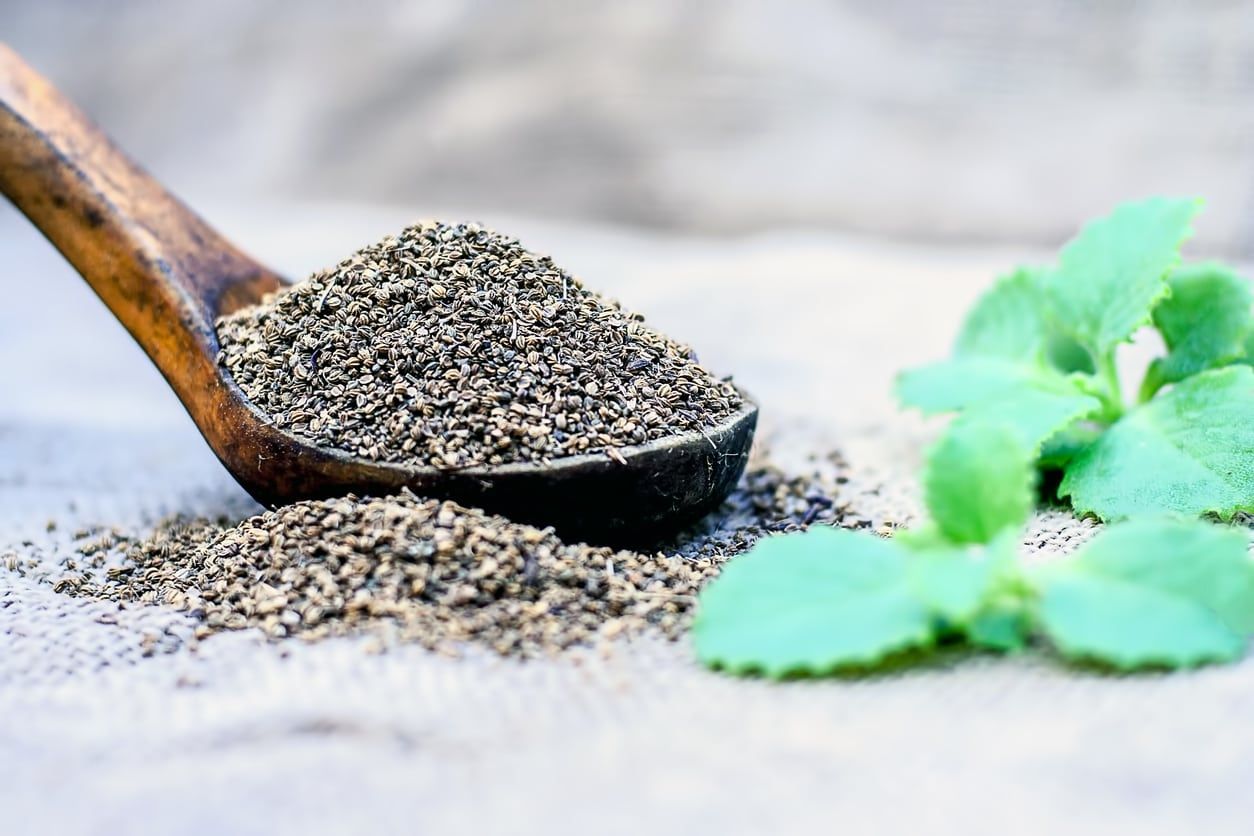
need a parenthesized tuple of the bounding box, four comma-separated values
(2, 204, 1251, 835)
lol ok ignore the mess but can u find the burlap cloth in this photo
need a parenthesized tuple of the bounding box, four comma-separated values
(2, 203, 1251, 835)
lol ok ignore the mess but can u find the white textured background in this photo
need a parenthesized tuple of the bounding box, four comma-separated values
(3, 202, 1253, 835)
(5, 3, 1254, 832)
(5, 0, 1254, 252)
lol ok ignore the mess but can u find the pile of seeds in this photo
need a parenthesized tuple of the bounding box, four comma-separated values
(217, 221, 742, 468)
(58, 456, 854, 658)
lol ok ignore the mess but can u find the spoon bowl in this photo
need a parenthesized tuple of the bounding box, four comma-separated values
(0, 44, 757, 543)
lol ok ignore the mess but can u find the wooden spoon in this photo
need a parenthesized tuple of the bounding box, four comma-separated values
(0, 44, 757, 542)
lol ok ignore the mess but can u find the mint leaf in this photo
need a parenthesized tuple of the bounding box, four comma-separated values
(955, 390, 1101, 456)
(924, 419, 1035, 544)
(896, 357, 1041, 414)
(909, 548, 990, 624)
(899, 265, 1102, 450)
(1060, 366, 1254, 520)
(966, 604, 1030, 652)
(1046, 332, 1096, 375)
(1045, 197, 1202, 355)
(955, 267, 1094, 374)
(906, 530, 1018, 627)
(1038, 423, 1103, 470)
(700, 198, 1254, 681)
(897, 357, 1100, 455)
(1036, 519, 1254, 669)
(1142, 263, 1253, 397)
(693, 528, 934, 677)
(954, 268, 1053, 361)
(896, 356, 1089, 415)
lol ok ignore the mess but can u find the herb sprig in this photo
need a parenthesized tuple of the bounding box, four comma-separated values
(898, 197, 1253, 521)
(694, 198, 1254, 677)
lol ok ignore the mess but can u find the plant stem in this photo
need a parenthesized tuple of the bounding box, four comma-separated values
(1137, 364, 1163, 404)
(1096, 352, 1124, 421)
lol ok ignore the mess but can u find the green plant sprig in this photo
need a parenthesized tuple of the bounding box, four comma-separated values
(693, 198, 1254, 678)
(897, 197, 1253, 521)
(694, 414, 1254, 677)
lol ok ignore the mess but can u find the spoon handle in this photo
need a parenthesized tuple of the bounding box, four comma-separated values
(0, 43, 281, 376)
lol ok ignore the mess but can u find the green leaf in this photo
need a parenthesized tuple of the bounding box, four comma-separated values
(955, 268, 1053, 361)
(1036, 518, 1254, 669)
(693, 528, 935, 677)
(907, 542, 998, 624)
(1038, 423, 1104, 470)
(897, 356, 1090, 415)
(907, 530, 1019, 626)
(897, 529, 1024, 645)
(897, 357, 1040, 414)
(1046, 332, 1096, 375)
(1142, 263, 1253, 397)
(924, 419, 1036, 544)
(1045, 197, 1202, 355)
(1060, 366, 1254, 520)
(899, 266, 1102, 449)
(955, 267, 1095, 374)
(897, 355, 1100, 457)
(955, 389, 1101, 455)
(966, 604, 1030, 652)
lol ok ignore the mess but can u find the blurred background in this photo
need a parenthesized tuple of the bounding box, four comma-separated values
(5, 9, 1254, 832)
(6, 0, 1254, 254)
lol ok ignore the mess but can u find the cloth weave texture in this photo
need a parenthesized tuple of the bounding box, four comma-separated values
(2, 205, 1251, 835)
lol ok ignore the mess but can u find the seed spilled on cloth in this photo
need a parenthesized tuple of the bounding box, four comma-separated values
(54, 455, 859, 658)
(216, 221, 743, 468)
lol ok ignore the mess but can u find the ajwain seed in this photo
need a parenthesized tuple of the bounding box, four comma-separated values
(55, 456, 852, 659)
(216, 221, 742, 469)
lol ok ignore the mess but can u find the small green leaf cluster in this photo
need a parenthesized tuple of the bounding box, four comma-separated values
(693, 198, 1254, 678)
(694, 415, 1254, 677)
(897, 198, 1253, 521)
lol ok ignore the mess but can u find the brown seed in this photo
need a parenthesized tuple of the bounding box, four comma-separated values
(53, 452, 854, 659)
(216, 221, 742, 469)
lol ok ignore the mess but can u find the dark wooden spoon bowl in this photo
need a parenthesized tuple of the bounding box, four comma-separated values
(0, 44, 757, 544)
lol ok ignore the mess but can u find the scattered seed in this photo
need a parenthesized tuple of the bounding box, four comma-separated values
(55, 453, 854, 658)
